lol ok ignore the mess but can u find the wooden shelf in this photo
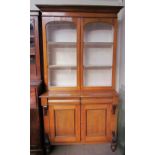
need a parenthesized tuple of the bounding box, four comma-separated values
(84, 42, 113, 48)
(49, 65, 77, 69)
(47, 42, 113, 48)
(47, 42, 76, 47)
(84, 66, 112, 69)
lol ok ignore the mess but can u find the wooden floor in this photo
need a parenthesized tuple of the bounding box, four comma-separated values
(49, 143, 122, 155)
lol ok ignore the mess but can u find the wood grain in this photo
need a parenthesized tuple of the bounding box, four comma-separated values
(81, 103, 111, 142)
(48, 102, 80, 143)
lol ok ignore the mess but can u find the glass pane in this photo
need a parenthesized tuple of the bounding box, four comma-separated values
(30, 55, 35, 64)
(46, 21, 77, 87)
(30, 37, 35, 48)
(30, 55, 36, 77)
(49, 69, 76, 87)
(84, 68, 112, 86)
(30, 19, 35, 48)
(47, 21, 76, 42)
(84, 22, 113, 87)
(84, 23, 113, 42)
(30, 19, 34, 36)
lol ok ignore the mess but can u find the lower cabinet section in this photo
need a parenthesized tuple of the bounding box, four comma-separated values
(48, 100, 80, 143)
(81, 104, 111, 142)
(42, 98, 115, 144)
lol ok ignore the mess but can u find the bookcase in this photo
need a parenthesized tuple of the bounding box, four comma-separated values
(30, 11, 43, 154)
(37, 5, 122, 151)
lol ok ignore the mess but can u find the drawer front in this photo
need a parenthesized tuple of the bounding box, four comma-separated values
(48, 98, 80, 105)
(81, 98, 113, 104)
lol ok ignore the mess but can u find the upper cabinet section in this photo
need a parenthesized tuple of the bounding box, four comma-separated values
(39, 5, 122, 91)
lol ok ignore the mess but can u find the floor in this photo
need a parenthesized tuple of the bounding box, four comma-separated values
(49, 143, 122, 155)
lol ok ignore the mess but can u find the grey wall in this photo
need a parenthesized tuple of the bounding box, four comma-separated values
(117, 8, 125, 155)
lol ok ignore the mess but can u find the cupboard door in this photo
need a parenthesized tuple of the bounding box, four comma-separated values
(42, 17, 80, 90)
(48, 102, 80, 143)
(81, 103, 111, 142)
(81, 18, 116, 89)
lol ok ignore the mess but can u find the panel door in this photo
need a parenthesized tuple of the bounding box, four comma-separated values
(81, 103, 111, 142)
(81, 18, 117, 90)
(48, 102, 80, 143)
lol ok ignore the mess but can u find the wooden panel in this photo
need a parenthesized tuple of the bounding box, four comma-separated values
(48, 102, 80, 143)
(81, 104, 111, 142)
(30, 86, 42, 150)
(30, 109, 40, 145)
(112, 18, 118, 89)
(81, 98, 113, 104)
(55, 109, 75, 136)
(40, 90, 118, 98)
(87, 109, 106, 136)
(41, 98, 49, 137)
(30, 64, 37, 80)
(30, 88, 36, 108)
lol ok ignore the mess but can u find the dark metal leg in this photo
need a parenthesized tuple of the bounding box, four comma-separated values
(44, 134, 51, 154)
(111, 131, 117, 152)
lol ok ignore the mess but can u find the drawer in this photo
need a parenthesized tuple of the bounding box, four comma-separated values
(81, 98, 113, 104)
(48, 98, 80, 105)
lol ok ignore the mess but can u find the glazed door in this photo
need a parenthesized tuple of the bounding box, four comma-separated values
(81, 18, 116, 90)
(48, 100, 80, 143)
(81, 102, 111, 142)
(42, 17, 81, 90)
(30, 16, 41, 81)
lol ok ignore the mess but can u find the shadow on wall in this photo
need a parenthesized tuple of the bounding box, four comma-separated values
(118, 86, 125, 155)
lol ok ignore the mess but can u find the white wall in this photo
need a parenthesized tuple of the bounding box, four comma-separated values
(30, 0, 123, 10)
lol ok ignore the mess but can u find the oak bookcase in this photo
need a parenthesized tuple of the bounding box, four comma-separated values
(37, 5, 122, 152)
